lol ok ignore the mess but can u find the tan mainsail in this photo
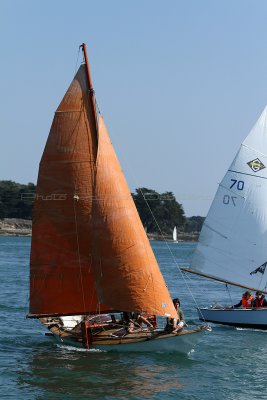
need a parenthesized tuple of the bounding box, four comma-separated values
(30, 52, 178, 320)
(29, 65, 106, 316)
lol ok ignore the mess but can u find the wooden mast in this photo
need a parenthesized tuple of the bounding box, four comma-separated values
(28, 44, 178, 322)
(81, 42, 98, 134)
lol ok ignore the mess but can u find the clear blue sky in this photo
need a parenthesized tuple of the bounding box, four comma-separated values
(2, 0, 267, 216)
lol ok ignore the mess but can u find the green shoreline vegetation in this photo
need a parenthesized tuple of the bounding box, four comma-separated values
(0, 181, 204, 240)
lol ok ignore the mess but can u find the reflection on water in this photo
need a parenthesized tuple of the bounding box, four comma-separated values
(4, 238, 267, 399)
(17, 342, 193, 399)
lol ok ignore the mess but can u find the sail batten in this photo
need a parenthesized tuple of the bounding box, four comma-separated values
(228, 169, 267, 180)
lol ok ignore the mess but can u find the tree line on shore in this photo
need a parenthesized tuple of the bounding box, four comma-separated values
(0, 180, 204, 235)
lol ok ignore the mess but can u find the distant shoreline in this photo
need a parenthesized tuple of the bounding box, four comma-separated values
(147, 233, 199, 242)
(0, 218, 199, 241)
(0, 218, 32, 237)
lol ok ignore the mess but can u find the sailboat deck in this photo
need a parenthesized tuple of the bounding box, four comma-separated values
(44, 318, 205, 347)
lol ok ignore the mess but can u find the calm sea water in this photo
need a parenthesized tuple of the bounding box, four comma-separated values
(1, 237, 267, 399)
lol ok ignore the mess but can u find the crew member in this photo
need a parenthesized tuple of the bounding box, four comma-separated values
(165, 298, 186, 333)
(233, 291, 254, 308)
(252, 292, 267, 308)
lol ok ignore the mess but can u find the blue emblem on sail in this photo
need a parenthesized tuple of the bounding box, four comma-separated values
(250, 262, 267, 276)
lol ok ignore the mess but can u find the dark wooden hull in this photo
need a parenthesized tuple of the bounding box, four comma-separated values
(40, 318, 207, 353)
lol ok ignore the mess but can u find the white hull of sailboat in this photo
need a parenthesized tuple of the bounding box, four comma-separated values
(198, 307, 267, 329)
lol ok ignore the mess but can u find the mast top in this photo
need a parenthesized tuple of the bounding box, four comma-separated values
(80, 42, 98, 133)
(80, 43, 94, 92)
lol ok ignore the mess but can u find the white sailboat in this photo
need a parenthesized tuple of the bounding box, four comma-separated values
(183, 106, 267, 329)
(173, 226, 178, 242)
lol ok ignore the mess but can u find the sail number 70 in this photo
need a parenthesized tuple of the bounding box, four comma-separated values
(230, 179, 244, 190)
(222, 180, 244, 206)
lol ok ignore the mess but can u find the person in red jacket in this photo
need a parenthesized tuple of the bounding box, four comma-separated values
(233, 291, 254, 308)
(252, 292, 267, 308)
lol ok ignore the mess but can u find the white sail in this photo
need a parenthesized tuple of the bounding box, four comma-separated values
(173, 226, 177, 242)
(191, 106, 267, 291)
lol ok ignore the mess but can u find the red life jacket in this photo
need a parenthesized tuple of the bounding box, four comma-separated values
(254, 297, 265, 308)
(241, 295, 254, 308)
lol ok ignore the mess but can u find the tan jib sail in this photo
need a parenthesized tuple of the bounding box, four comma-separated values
(30, 52, 178, 319)
(93, 116, 177, 318)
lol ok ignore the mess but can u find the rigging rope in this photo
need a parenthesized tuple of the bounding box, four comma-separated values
(226, 283, 233, 305)
(139, 188, 208, 321)
(115, 153, 207, 322)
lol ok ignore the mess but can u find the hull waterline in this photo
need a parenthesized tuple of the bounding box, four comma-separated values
(91, 331, 202, 353)
(47, 325, 208, 353)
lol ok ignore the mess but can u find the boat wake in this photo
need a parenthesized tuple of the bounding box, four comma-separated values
(236, 327, 267, 333)
(56, 344, 105, 353)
